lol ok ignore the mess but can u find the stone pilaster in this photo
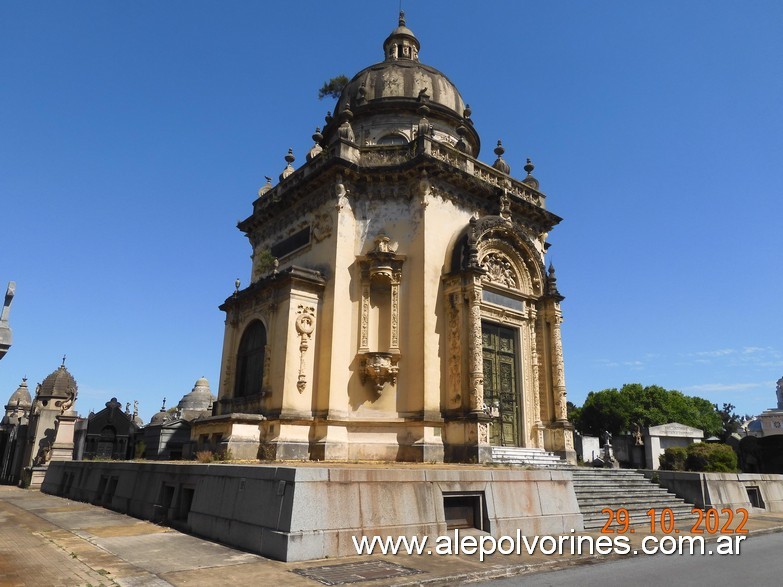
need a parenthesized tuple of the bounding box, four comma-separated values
(549, 305, 568, 422)
(528, 304, 545, 448)
(467, 281, 484, 413)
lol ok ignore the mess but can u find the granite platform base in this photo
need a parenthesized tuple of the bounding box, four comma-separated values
(42, 461, 583, 562)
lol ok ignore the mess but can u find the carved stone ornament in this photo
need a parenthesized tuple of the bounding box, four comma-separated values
(34, 442, 51, 466)
(478, 422, 490, 444)
(480, 252, 518, 289)
(335, 175, 350, 210)
(564, 429, 574, 450)
(447, 292, 462, 405)
(417, 169, 431, 207)
(56, 385, 77, 415)
(295, 305, 316, 393)
(312, 212, 333, 242)
(359, 352, 400, 393)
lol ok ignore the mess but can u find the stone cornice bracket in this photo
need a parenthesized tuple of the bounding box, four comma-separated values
(466, 217, 482, 271)
(499, 190, 512, 222)
(359, 352, 400, 393)
(335, 174, 351, 210)
(363, 235, 405, 285)
(416, 169, 431, 208)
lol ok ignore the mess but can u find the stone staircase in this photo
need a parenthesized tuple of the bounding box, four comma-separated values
(569, 468, 699, 530)
(489, 446, 564, 467)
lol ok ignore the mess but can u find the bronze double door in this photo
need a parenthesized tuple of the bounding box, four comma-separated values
(482, 322, 521, 446)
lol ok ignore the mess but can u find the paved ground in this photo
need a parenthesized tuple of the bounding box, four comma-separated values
(2, 484, 782, 586)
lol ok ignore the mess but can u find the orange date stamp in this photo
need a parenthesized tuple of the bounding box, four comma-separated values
(600, 507, 749, 535)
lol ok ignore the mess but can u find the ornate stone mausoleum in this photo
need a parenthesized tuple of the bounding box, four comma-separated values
(193, 14, 575, 463)
(0, 360, 79, 487)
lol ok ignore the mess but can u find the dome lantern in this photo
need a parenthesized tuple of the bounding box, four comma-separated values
(383, 11, 420, 62)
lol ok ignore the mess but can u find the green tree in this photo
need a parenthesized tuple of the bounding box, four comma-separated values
(661, 443, 737, 472)
(570, 383, 723, 437)
(318, 75, 349, 100)
(715, 402, 743, 441)
(572, 387, 633, 436)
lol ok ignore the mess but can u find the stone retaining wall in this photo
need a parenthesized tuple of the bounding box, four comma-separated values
(642, 470, 783, 511)
(42, 461, 582, 562)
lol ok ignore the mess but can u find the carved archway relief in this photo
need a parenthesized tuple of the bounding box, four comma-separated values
(445, 216, 546, 298)
(477, 240, 533, 295)
(473, 228, 544, 298)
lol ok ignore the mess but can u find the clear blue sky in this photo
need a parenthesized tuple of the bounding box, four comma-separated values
(2, 2, 781, 423)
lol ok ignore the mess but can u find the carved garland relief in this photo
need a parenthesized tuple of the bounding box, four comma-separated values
(447, 292, 463, 406)
(359, 283, 371, 352)
(390, 282, 400, 351)
(478, 422, 490, 445)
(295, 305, 316, 393)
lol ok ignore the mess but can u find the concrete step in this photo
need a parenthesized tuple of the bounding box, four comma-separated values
(569, 467, 700, 530)
(576, 495, 689, 507)
(573, 482, 674, 489)
(488, 446, 564, 467)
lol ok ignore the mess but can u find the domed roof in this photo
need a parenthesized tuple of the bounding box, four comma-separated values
(325, 12, 480, 155)
(336, 59, 466, 118)
(149, 410, 169, 426)
(6, 378, 32, 409)
(38, 363, 77, 399)
(177, 377, 214, 412)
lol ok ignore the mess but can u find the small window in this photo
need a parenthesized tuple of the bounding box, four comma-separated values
(377, 134, 407, 146)
(271, 227, 311, 259)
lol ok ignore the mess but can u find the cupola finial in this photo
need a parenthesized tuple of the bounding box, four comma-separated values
(522, 157, 540, 190)
(279, 148, 296, 181)
(307, 127, 324, 161)
(492, 140, 511, 174)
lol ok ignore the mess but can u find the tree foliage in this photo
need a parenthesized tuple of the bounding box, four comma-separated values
(715, 402, 747, 441)
(570, 383, 723, 438)
(660, 443, 738, 472)
(318, 75, 349, 100)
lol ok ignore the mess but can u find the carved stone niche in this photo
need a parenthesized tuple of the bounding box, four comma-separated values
(357, 235, 405, 392)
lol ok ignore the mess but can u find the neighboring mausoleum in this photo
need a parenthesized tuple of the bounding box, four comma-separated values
(738, 377, 783, 473)
(1, 359, 81, 488)
(0, 377, 32, 484)
(82, 398, 143, 460)
(142, 377, 215, 460)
